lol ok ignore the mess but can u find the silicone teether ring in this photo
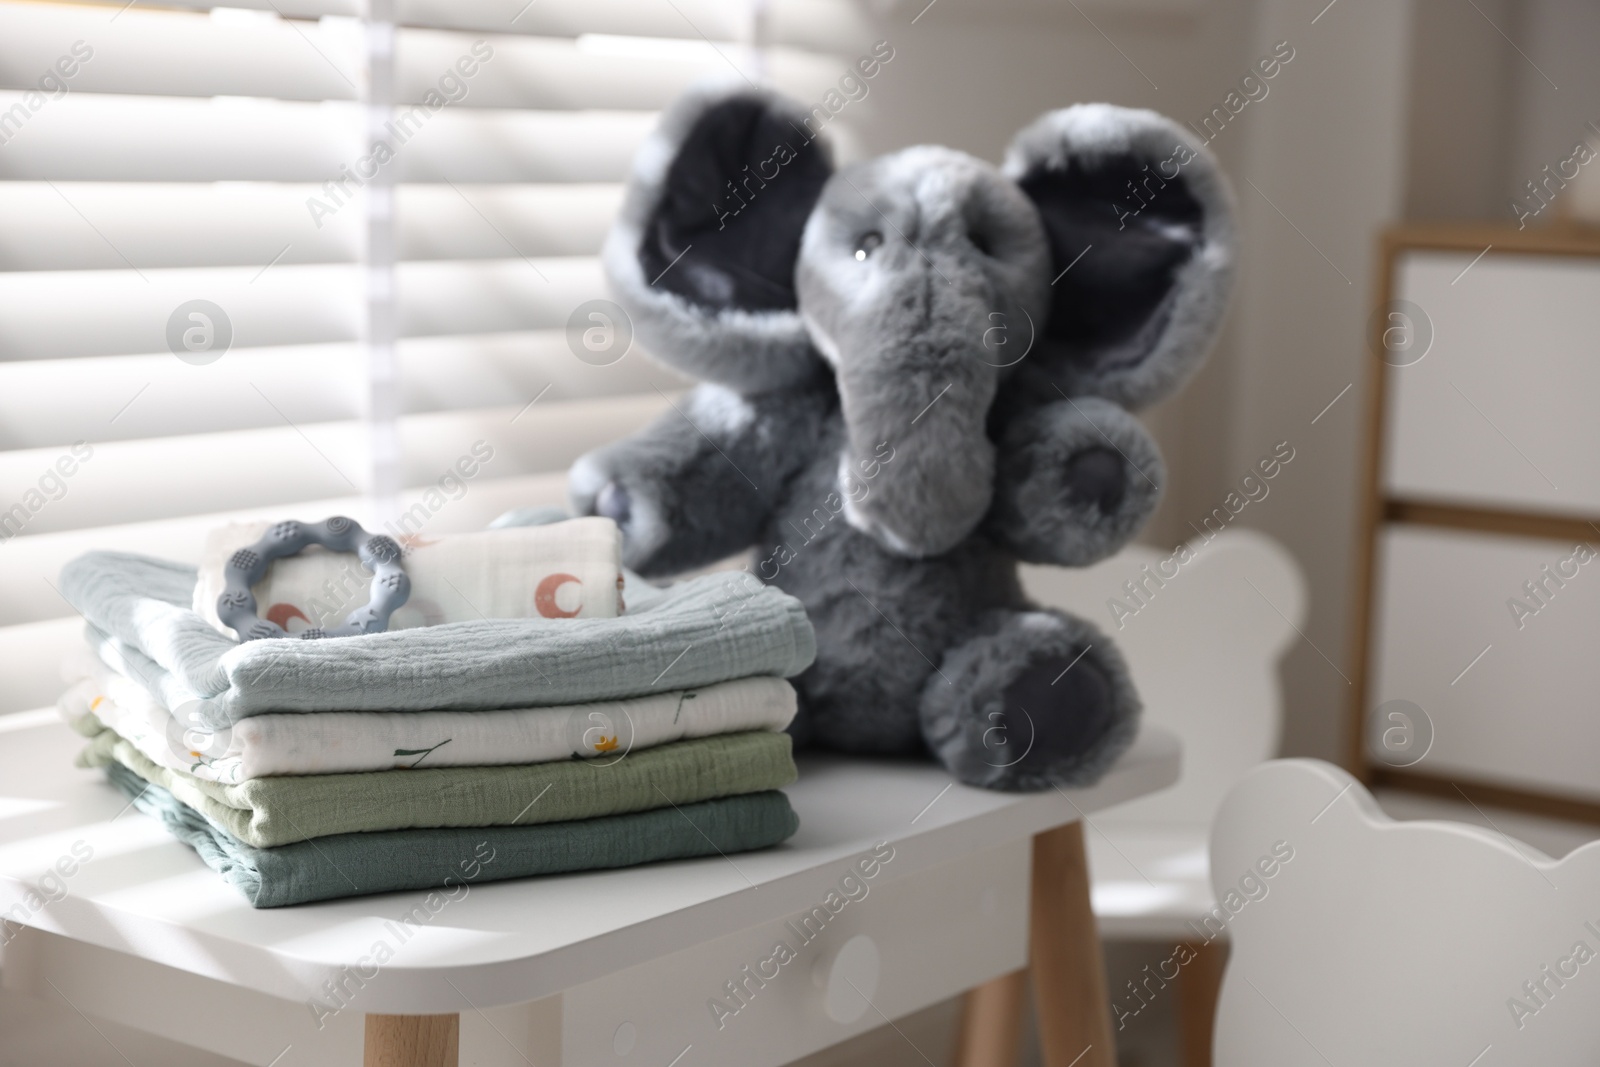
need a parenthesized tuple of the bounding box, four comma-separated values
(217, 517, 410, 641)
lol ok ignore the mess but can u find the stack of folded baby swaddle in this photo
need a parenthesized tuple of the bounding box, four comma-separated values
(56, 516, 814, 907)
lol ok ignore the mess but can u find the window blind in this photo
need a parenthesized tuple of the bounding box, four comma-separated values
(0, 0, 869, 715)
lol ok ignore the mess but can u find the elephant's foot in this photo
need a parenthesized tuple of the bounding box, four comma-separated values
(919, 608, 1140, 791)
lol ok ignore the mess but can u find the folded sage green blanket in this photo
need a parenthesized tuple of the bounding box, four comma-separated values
(84, 727, 796, 848)
(62, 551, 813, 729)
(105, 762, 798, 908)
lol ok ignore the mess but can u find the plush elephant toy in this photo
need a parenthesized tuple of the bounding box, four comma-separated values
(569, 82, 1234, 790)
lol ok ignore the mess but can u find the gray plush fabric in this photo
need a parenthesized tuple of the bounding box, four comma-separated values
(575, 85, 1234, 791)
(601, 79, 834, 392)
(571, 382, 836, 576)
(1002, 103, 1236, 411)
(985, 396, 1165, 566)
(919, 608, 1140, 791)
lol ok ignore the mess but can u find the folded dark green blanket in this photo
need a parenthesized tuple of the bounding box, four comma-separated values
(85, 728, 796, 848)
(106, 762, 799, 908)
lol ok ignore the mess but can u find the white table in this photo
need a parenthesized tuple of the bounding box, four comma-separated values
(0, 709, 1178, 1067)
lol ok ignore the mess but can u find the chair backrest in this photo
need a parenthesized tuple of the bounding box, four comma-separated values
(1210, 759, 1600, 1065)
(1021, 527, 1304, 826)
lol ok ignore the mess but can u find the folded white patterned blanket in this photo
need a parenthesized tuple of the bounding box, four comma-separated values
(59, 668, 796, 782)
(60, 551, 813, 729)
(191, 519, 623, 636)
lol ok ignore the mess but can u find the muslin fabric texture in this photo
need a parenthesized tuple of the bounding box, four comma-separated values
(59, 669, 796, 781)
(82, 727, 797, 848)
(104, 762, 799, 908)
(60, 551, 813, 728)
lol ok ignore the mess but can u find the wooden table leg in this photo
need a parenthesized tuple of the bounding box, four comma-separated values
(364, 1014, 459, 1067)
(1029, 822, 1115, 1067)
(953, 968, 1028, 1067)
(1177, 939, 1227, 1067)
(953, 822, 1116, 1067)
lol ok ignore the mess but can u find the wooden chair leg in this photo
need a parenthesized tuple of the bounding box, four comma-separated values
(953, 968, 1028, 1067)
(1030, 821, 1115, 1067)
(1177, 939, 1227, 1067)
(364, 1013, 459, 1067)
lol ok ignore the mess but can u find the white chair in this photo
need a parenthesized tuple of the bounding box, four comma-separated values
(1210, 758, 1600, 1065)
(1019, 527, 1305, 1062)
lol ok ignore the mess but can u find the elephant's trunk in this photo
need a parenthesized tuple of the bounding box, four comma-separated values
(794, 147, 1053, 558)
(825, 279, 1001, 558)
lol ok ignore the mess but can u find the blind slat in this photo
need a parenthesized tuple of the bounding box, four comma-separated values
(0, 6, 359, 102)
(117, 0, 745, 39)
(397, 0, 747, 39)
(0, 617, 84, 716)
(0, 257, 606, 362)
(0, 181, 358, 271)
(55, 0, 869, 49)
(1, 7, 847, 110)
(0, 394, 669, 541)
(0, 332, 683, 451)
(0, 182, 620, 271)
(0, 11, 739, 109)
(395, 0, 872, 50)
(0, 95, 651, 182)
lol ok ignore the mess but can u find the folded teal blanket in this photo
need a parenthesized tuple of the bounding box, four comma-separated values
(62, 551, 813, 729)
(106, 762, 799, 908)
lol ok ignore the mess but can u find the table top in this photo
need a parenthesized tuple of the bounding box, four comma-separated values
(0, 709, 1179, 1013)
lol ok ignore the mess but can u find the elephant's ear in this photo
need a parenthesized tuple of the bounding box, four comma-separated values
(602, 81, 834, 392)
(1003, 104, 1235, 410)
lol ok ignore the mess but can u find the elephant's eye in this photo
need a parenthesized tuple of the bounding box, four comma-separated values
(968, 230, 991, 256)
(853, 232, 883, 261)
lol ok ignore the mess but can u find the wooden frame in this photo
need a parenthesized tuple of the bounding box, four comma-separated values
(1347, 221, 1600, 824)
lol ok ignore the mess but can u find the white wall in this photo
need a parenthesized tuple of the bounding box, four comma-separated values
(1404, 0, 1517, 220)
(1502, 0, 1600, 215)
(1402, 0, 1598, 223)
(1221, 0, 1417, 761)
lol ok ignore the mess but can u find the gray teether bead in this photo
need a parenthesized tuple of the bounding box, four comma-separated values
(216, 516, 411, 642)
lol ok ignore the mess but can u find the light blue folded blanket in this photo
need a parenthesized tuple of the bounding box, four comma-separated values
(61, 551, 813, 729)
